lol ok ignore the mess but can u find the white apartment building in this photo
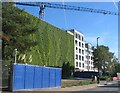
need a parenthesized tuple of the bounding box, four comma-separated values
(84, 43, 94, 71)
(67, 29, 97, 72)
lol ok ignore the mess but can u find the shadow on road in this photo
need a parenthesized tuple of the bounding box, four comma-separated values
(99, 83, 119, 88)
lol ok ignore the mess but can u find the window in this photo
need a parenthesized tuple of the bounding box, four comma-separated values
(79, 55, 81, 60)
(76, 33, 77, 38)
(87, 61, 89, 64)
(82, 50, 84, 54)
(79, 49, 81, 53)
(89, 61, 90, 64)
(82, 63, 84, 68)
(89, 51, 91, 55)
(89, 56, 90, 59)
(76, 47, 78, 53)
(79, 42, 81, 47)
(76, 55, 78, 59)
(91, 57, 93, 60)
(76, 62, 78, 67)
(86, 56, 88, 59)
(82, 43, 84, 48)
(79, 62, 81, 67)
(76, 47, 78, 50)
(88, 51, 90, 54)
(75, 40, 77, 45)
(79, 35, 81, 40)
(82, 37, 84, 41)
(82, 56, 84, 61)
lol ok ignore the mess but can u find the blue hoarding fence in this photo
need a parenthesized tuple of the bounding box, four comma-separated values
(12, 63, 61, 91)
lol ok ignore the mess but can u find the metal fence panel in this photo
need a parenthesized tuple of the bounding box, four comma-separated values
(34, 66, 42, 89)
(49, 68, 56, 88)
(42, 67, 49, 88)
(55, 69, 61, 87)
(12, 64, 61, 91)
(24, 66, 34, 89)
(13, 64, 25, 91)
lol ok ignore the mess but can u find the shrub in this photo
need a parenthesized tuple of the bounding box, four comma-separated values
(100, 76, 112, 81)
(62, 80, 95, 88)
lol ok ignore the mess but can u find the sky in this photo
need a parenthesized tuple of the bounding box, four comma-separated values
(17, 2, 118, 58)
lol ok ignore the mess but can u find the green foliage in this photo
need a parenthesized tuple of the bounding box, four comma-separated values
(27, 21, 74, 67)
(100, 76, 112, 81)
(93, 45, 114, 73)
(2, 3, 39, 60)
(2, 3, 74, 67)
(62, 80, 95, 88)
(114, 62, 120, 73)
(62, 62, 74, 78)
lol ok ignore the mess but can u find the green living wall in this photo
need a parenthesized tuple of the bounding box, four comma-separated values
(28, 21, 74, 67)
(16, 7, 74, 67)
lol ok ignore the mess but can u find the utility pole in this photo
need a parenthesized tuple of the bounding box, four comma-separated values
(97, 37, 100, 83)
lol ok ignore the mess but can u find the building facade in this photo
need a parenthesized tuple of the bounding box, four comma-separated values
(67, 29, 97, 72)
(84, 43, 94, 71)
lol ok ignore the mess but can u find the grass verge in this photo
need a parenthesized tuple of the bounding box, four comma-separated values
(62, 80, 96, 88)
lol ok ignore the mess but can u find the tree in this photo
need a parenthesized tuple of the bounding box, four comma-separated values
(62, 62, 74, 78)
(93, 45, 115, 74)
(2, 3, 39, 61)
(114, 62, 120, 73)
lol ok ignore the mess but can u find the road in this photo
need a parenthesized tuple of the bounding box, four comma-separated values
(2, 81, 120, 93)
(83, 80, 120, 92)
(33, 80, 120, 93)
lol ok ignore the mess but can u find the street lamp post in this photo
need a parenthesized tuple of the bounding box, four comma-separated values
(14, 49, 17, 64)
(97, 37, 100, 48)
(97, 37, 100, 84)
